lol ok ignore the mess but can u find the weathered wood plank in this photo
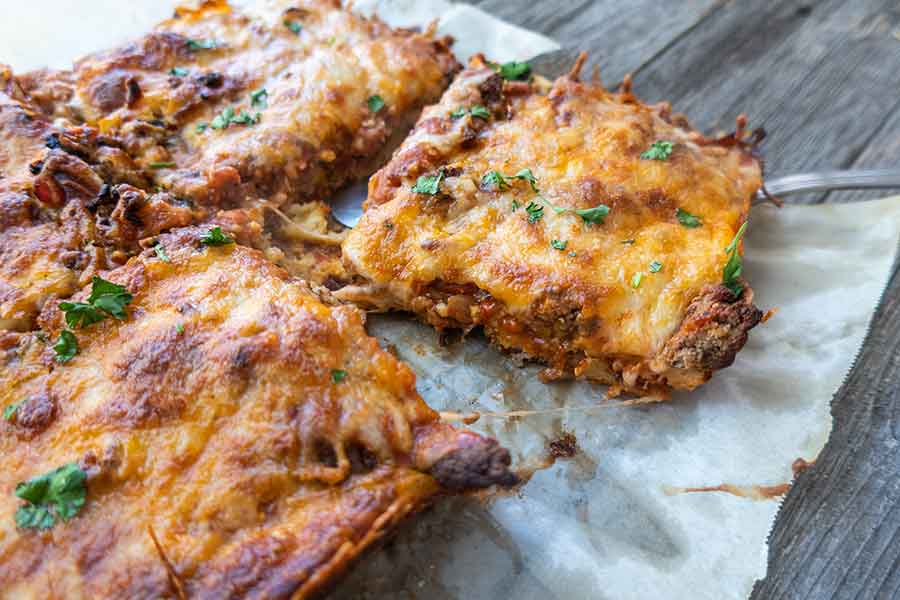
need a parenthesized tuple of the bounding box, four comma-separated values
(631, 0, 900, 202)
(470, 0, 722, 85)
(751, 257, 900, 599)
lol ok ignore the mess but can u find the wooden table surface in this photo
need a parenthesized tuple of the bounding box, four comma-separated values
(469, 0, 900, 597)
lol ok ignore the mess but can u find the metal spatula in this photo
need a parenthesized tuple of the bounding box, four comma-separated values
(331, 169, 900, 228)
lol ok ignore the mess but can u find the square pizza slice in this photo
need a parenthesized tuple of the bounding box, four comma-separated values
(341, 54, 765, 397)
(0, 227, 515, 599)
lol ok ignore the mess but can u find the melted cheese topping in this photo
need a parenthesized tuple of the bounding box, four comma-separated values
(0, 235, 509, 598)
(342, 60, 763, 391)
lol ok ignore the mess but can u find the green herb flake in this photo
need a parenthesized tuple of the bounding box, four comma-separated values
(451, 105, 490, 120)
(497, 61, 532, 81)
(169, 67, 189, 77)
(200, 226, 234, 246)
(481, 170, 510, 191)
(149, 161, 176, 170)
(649, 260, 663, 273)
(154, 242, 170, 263)
(511, 199, 520, 211)
(640, 140, 674, 161)
(723, 222, 748, 297)
(622, 239, 636, 245)
(411, 169, 445, 195)
(511, 168, 539, 192)
(196, 122, 209, 133)
(186, 38, 219, 51)
(284, 19, 302, 34)
(14, 462, 87, 530)
(631, 272, 644, 289)
(250, 88, 269, 109)
(575, 204, 610, 225)
(175, 324, 185, 334)
(551, 239, 567, 251)
(525, 201, 544, 224)
(53, 330, 78, 363)
(331, 369, 348, 383)
(367, 95, 385, 113)
(59, 276, 133, 328)
(676, 207, 702, 228)
(568, 251, 577, 258)
(3, 400, 24, 421)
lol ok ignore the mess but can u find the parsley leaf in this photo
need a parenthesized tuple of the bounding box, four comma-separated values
(250, 88, 268, 109)
(649, 260, 663, 273)
(230, 109, 261, 126)
(154, 242, 170, 263)
(210, 106, 234, 130)
(631, 272, 644, 289)
(551, 239, 567, 251)
(200, 226, 234, 246)
(511, 168, 539, 192)
(210, 106, 261, 130)
(511, 199, 520, 211)
(284, 19, 302, 34)
(186, 38, 218, 51)
(169, 67, 188, 77)
(676, 207, 702, 228)
(640, 140, 674, 160)
(14, 462, 87, 530)
(196, 122, 209, 133)
(367, 95, 385, 113)
(450, 105, 490, 120)
(481, 170, 510, 191)
(3, 399, 23, 421)
(59, 276, 133, 328)
(411, 169, 445, 195)
(497, 61, 531, 81)
(149, 161, 176, 169)
(575, 204, 610, 225)
(53, 330, 77, 363)
(331, 369, 347, 383)
(723, 222, 748, 297)
(175, 323, 185, 334)
(525, 201, 544, 223)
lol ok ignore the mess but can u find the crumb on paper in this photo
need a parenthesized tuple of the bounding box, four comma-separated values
(548, 431, 579, 459)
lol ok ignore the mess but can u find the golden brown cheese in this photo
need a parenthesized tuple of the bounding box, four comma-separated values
(0, 231, 515, 599)
(62, 0, 459, 211)
(341, 56, 764, 396)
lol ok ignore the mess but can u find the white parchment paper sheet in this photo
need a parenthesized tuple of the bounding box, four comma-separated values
(2, 2, 898, 598)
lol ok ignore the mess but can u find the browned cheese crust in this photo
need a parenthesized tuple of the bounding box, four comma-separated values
(0, 232, 515, 599)
(0, 0, 460, 330)
(341, 56, 764, 397)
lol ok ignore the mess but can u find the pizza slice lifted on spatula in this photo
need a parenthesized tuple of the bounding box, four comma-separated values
(340, 54, 765, 398)
(0, 226, 516, 599)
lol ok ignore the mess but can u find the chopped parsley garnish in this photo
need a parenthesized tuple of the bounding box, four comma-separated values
(186, 38, 219, 51)
(3, 399, 24, 421)
(196, 122, 209, 133)
(59, 276, 133, 329)
(154, 242, 170, 262)
(511, 199, 520, 211)
(622, 239, 636, 245)
(284, 19, 302, 34)
(568, 251, 577, 258)
(512, 168, 539, 192)
(14, 462, 87, 530)
(676, 207, 702, 228)
(551, 239, 567, 251)
(53, 330, 77, 363)
(481, 170, 510, 191)
(640, 140, 674, 160)
(649, 260, 663, 273)
(723, 222, 748, 297)
(149, 161, 176, 170)
(575, 204, 610, 225)
(367, 95, 385, 113)
(200, 226, 234, 246)
(411, 169, 445, 195)
(450, 105, 490, 120)
(331, 369, 347, 383)
(175, 323, 185, 334)
(494, 60, 532, 81)
(250, 88, 268, 109)
(631, 272, 644, 289)
(525, 201, 544, 223)
(169, 67, 189, 77)
(210, 106, 261, 130)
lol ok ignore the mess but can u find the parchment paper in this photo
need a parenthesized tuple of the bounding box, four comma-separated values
(3, 2, 899, 599)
